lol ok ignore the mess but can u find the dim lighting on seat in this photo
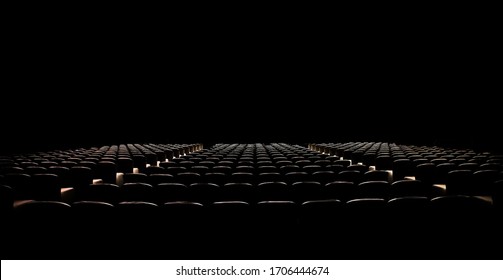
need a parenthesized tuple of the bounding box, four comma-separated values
(116, 172, 124, 186)
(386, 170, 394, 181)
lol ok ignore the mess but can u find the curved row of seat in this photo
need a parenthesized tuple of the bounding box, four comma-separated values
(3, 179, 498, 207)
(10, 195, 494, 213)
(310, 142, 501, 169)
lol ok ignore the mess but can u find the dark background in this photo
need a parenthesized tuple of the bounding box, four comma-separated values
(2, 21, 501, 155)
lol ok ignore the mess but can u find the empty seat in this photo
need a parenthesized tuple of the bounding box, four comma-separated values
(31, 173, 61, 200)
(362, 153, 376, 166)
(337, 170, 362, 184)
(347, 164, 369, 173)
(212, 166, 232, 175)
(132, 155, 147, 172)
(300, 199, 342, 226)
(72, 201, 115, 210)
(229, 172, 253, 184)
(257, 166, 278, 173)
(387, 196, 429, 210)
(173, 172, 201, 185)
(121, 182, 154, 202)
(292, 181, 322, 202)
(296, 160, 314, 168)
(148, 174, 175, 186)
(375, 156, 392, 170)
(257, 172, 281, 184)
(1, 185, 13, 211)
(279, 165, 300, 174)
(47, 166, 71, 187)
(71, 200, 118, 245)
(392, 159, 413, 180)
(358, 181, 390, 199)
(429, 194, 495, 251)
(345, 198, 386, 212)
(430, 195, 492, 212)
(117, 157, 134, 173)
(415, 163, 436, 185)
(345, 197, 388, 235)
(60, 161, 78, 168)
(200, 160, 218, 167)
(204, 172, 227, 185)
(210, 201, 251, 230)
(145, 166, 167, 175)
(391, 179, 436, 197)
(325, 164, 345, 174)
(96, 161, 117, 184)
(165, 166, 187, 175)
(256, 201, 297, 230)
(190, 166, 210, 175)
(3, 173, 31, 200)
(161, 201, 205, 229)
(458, 163, 479, 171)
(412, 158, 429, 168)
(159, 161, 177, 169)
(472, 170, 500, 195)
(311, 171, 337, 185)
(75, 183, 120, 204)
(39, 161, 59, 168)
(178, 161, 195, 169)
(434, 163, 457, 184)
(322, 181, 356, 201)
(363, 170, 390, 182)
(257, 182, 291, 201)
(15, 201, 71, 211)
(446, 170, 474, 195)
(235, 166, 254, 174)
(24, 166, 48, 175)
(386, 196, 430, 243)
(219, 183, 255, 202)
(285, 172, 309, 184)
(189, 183, 219, 205)
(69, 166, 94, 189)
(77, 161, 97, 174)
(344, 198, 386, 226)
(302, 165, 322, 174)
(431, 158, 448, 165)
(333, 160, 351, 167)
(123, 173, 148, 183)
(0, 166, 24, 175)
(117, 201, 158, 210)
(479, 163, 501, 171)
(11, 199, 73, 254)
(154, 183, 190, 203)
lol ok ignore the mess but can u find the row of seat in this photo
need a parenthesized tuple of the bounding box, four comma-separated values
(310, 142, 502, 172)
(6, 195, 498, 260)
(311, 142, 502, 162)
(0, 179, 482, 206)
(0, 143, 203, 174)
(10, 195, 494, 214)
